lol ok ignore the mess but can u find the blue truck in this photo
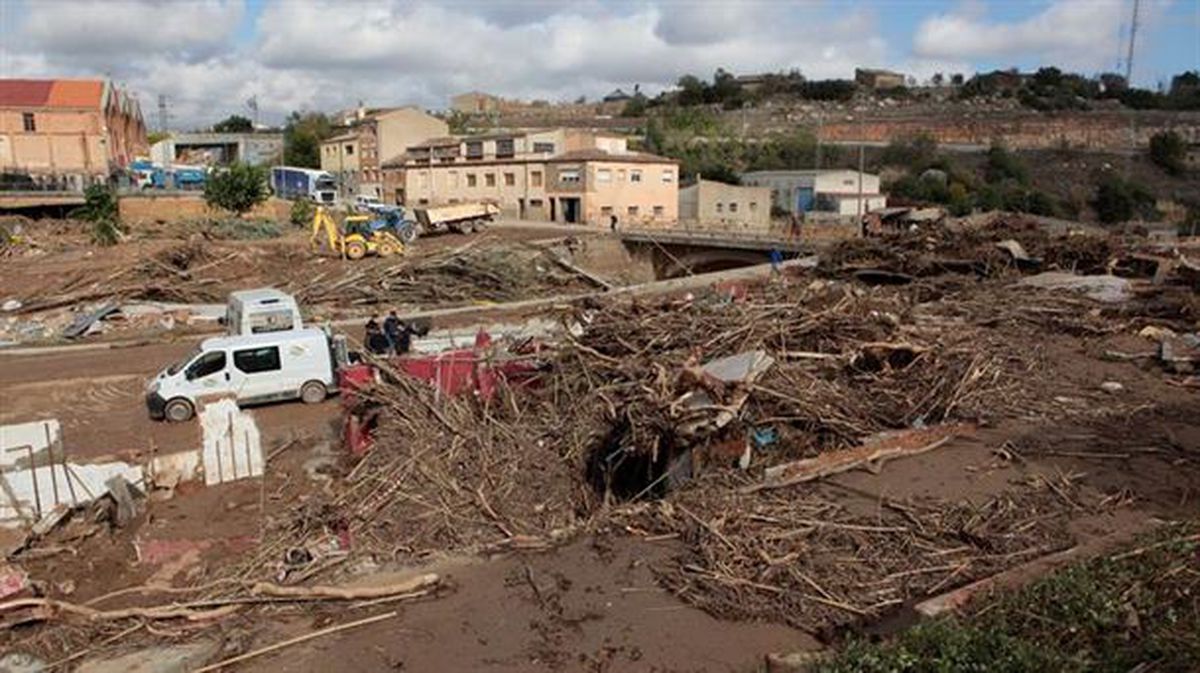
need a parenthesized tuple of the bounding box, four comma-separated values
(130, 161, 207, 190)
(271, 166, 338, 205)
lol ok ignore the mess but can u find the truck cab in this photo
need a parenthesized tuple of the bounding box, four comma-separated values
(146, 328, 338, 422)
(226, 288, 302, 336)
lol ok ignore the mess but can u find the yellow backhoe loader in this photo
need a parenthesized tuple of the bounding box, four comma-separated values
(309, 206, 405, 260)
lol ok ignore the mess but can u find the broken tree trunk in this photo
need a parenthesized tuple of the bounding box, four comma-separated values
(745, 424, 971, 493)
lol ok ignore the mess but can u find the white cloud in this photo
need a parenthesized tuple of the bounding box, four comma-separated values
(21, 0, 245, 64)
(911, 0, 1169, 72)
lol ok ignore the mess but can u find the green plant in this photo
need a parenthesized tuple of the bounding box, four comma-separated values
(1093, 174, 1158, 224)
(289, 198, 315, 227)
(204, 162, 268, 216)
(212, 114, 253, 133)
(985, 143, 1030, 184)
(815, 522, 1200, 673)
(71, 184, 123, 246)
(880, 133, 939, 170)
(1148, 131, 1188, 176)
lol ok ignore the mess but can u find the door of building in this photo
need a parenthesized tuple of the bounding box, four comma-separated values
(562, 198, 581, 224)
(796, 187, 815, 213)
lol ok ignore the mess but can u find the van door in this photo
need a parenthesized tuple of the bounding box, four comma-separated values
(231, 345, 284, 402)
(183, 350, 231, 397)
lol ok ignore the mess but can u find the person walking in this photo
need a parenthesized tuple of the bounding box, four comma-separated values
(383, 310, 402, 355)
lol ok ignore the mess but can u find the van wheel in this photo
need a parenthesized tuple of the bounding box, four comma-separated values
(300, 381, 327, 404)
(164, 398, 194, 423)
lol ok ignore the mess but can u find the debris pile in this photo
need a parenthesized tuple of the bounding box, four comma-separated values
(292, 242, 589, 308)
(615, 472, 1088, 631)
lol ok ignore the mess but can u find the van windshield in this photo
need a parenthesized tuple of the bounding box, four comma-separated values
(167, 345, 202, 375)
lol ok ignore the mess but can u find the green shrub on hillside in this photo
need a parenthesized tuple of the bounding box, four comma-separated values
(1093, 174, 1158, 224)
(1149, 131, 1188, 176)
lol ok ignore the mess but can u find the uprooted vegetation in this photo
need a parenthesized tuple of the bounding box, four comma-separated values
(8, 235, 593, 318)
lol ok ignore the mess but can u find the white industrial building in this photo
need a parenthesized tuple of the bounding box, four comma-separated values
(150, 132, 283, 167)
(740, 169, 886, 217)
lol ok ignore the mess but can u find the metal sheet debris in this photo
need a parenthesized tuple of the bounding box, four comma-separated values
(199, 398, 264, 485)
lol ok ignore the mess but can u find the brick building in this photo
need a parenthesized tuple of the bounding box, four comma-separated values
(0, 78, 147, 186)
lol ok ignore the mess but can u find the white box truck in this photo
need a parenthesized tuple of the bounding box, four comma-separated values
(146, 328, 336, 422)
(226, 288, 302, 336)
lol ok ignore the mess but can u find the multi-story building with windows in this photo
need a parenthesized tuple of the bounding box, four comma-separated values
(389, 128, 677, 225)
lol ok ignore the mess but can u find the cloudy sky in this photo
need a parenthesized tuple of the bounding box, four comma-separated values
(1, 0, 1196, 129)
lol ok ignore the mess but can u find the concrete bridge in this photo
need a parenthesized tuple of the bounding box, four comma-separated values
(618, 227, 815, 278)
(0, 191, 86, 211)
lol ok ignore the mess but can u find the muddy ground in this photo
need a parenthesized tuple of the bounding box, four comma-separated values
(1, 216, 1199, 672)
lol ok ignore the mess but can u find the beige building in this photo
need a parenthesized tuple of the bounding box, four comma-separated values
(678, 179, 771, 229)
(0, 78, 147, 186)
(855, 68, 907, 90)
(321, 106, 447, 198)
(450, 91, 503, 114)
(393, 129, 677, 225)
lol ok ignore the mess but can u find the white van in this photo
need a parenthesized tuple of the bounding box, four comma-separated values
(226, 288, 302, 336)
(147, 328, 335, 422)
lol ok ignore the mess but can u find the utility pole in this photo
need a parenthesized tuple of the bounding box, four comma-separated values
(157, 94, 169, 133)
(1125, 0, 1140, 83)
(246, 95, 259, 130)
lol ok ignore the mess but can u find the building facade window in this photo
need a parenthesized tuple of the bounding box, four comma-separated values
(559, 168, 581, 183)
(466, 141, 483, 159)
(617, 169, 627, 181)
(530, 198, 544, 207)
(21, 113, 35, 132)
(596, 168, 612, 183)
(627, 206, 639, 217)
(466, 173, 477, 187)
(449, 171, 459, 188)
(600, 206, 613, 217)
(716, 203, 724, 213)
(630, 170, 642, 183)
(661, 169, 674, 183)
(504, 172, 515, 186)
(345, 145, 354, 155)
(729, 202, 739, 213)
(530, 170, 543, 187)
(653, 205, 665, 217)
(749, 202, 758, 212)
(532, 142, 555, 154)
(496, 139, 515, 158)
(485, 173, 496, 187)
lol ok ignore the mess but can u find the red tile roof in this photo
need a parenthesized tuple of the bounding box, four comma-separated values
(0, 80, 55, 107)
(47, 80, 104, 107)
(0, 78, 106, 109)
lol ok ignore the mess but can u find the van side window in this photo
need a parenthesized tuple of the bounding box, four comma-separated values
(186, 351, 226, 380)
(234, 346, 281, 374)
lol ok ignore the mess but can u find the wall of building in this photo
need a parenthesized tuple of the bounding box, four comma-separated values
(0, 109, 107, 174)
(550, 160, 678, 226)
(743, 170, 882, 215)
(375, 108, 450, 167)
(403, 160, 550, 219)
(678, 180, 771, 228)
